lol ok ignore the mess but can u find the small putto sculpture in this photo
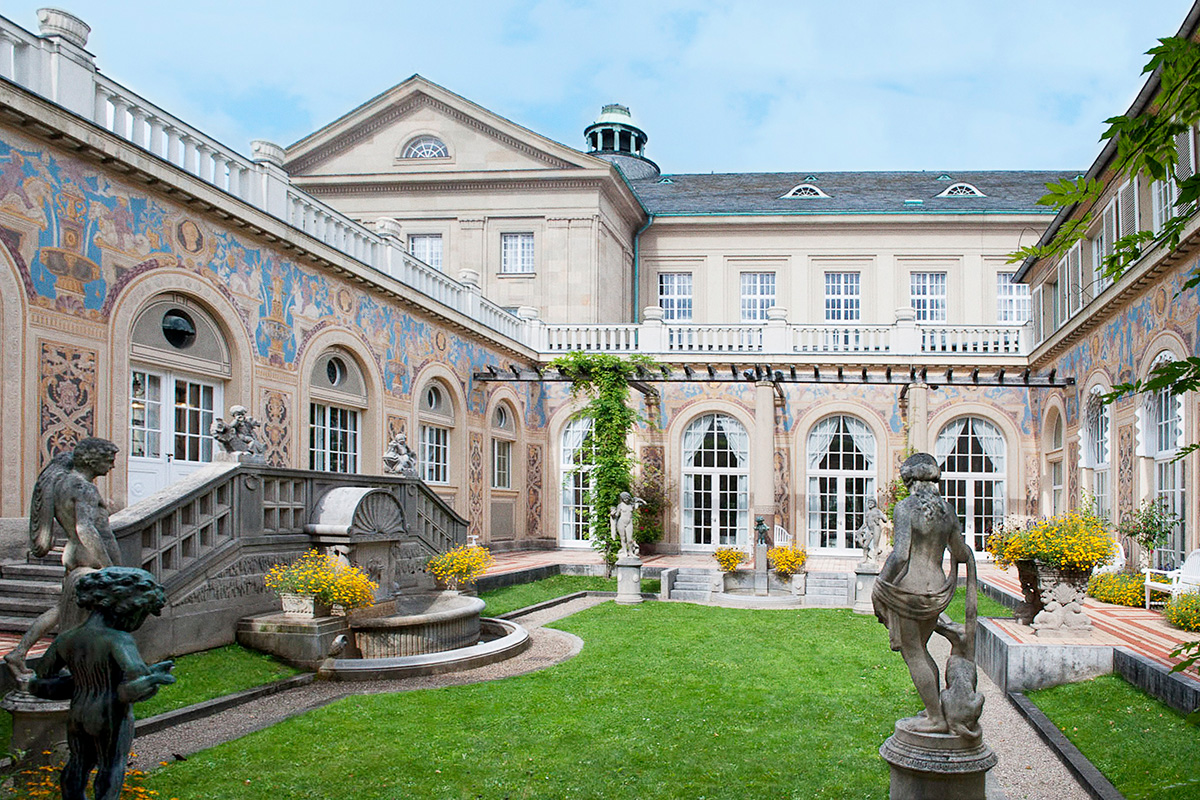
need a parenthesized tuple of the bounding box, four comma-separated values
(609, 491, 645, 559)
(211, 405, 266, 457)
(383, 432, 419, 477)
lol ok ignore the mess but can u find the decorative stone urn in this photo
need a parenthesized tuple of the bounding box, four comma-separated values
(279, 593, 332, 619)
(1030, 561, 1093, 636)
(1013, 559, 1044, 625)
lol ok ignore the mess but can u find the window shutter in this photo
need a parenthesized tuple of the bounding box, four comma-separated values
(1117, 180, 1139, 239)
(1032, 285, 1043, 344)
(1069, 242, 1085, 306)
(1175, 127, 1195, 182)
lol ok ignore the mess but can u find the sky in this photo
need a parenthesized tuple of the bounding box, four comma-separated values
(7, 1, 1197, 174)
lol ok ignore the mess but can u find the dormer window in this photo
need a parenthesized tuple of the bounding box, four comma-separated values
(401, 136, 449, 159)
(782, 184, 829, 199)
(937, 182, 985, 198)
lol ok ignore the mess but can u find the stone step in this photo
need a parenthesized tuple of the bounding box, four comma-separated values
(1, 562, 65, 580)
(0, 596, 53, 616)
(0, 578, 60, 597)
(673, 577, 713, 588)
(670, 590, 711, 602)
(804, 595, 850, 607)
(0, 614, 39, 633)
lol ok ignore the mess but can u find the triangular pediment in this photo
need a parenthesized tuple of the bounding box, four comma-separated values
(285, 76, 604, 177)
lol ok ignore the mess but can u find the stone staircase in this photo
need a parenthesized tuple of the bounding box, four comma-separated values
(669, 568, 715, 602)
(804, 571, 852, 607)
(0, 555, 63, 634)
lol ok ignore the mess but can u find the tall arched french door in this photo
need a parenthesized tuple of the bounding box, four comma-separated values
(682, 414, 749, 549)
(806, 415, 875, 551)
(936, 416, 1006, 553)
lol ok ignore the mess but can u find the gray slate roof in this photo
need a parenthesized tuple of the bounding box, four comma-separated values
(628, 170, 1080, 215)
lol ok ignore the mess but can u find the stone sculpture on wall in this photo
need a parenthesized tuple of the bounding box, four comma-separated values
(382, 432, 419, 477)
(5, 437, 121, 682)
(31, 567, 175, 800)
(211, 405, 267, 459)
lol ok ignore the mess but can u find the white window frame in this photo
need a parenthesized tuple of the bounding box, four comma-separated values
(995, 272, 1030, 324)
(408, 233, 443, 271)
(806, 415, 876, 552)
(1085, 389, 1112, 521)
(910, 272, 947, 322)
(937, 417, 1006, 554)
(682, 414, 749, 550)
(658, 272, 693, 321)
(501, 232, 535, 274)
(739, 272, 775, 322)
(824, 272, 861, 322)
(420, 424, 449, 484)
(560, 418, 596, 546)
(310, 402, 359, 473)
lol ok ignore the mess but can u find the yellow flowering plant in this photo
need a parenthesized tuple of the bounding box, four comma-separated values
(264, 549, 377, 609)
(987, 508, 1114, 572)
(712, 547, 748, 572)
(767, 545, 807, 578)
(1087, 572, 1154, 607)
(426, 545, 494, 590)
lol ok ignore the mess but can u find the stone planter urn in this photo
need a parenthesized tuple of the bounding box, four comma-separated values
(790, 572, 807, 596)
(1013, 559, 1044, 625)
(1030, 561, 1093, 635)
(279, 593, 333, 619)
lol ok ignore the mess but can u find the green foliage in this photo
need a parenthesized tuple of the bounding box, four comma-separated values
(878, 478, 908, 523)
(632, 461, 671, 545)
(1166, 591, 1200, 632)
(1088, 572, 1152, 607)
(550, 351, 658, 566)
(944, 586, 1013, 622)
(1030, 673, 1200, 796)
(1114, 498, 1182, 551)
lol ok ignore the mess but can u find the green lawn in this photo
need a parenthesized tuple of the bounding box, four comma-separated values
(1029, 674, 1200, 799)
(947, 585, 1012, 622)
(479, 574, 660, 617)
(146, 602, 918, 799)
(136, 644, 302, 719)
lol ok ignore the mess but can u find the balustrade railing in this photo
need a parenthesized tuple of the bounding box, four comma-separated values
(792, 325, 892, 353)
(920, 325, 1025, 355)
(543, 324, 640, 352)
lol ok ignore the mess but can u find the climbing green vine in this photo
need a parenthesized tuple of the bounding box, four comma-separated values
(550, 351, 657, 569)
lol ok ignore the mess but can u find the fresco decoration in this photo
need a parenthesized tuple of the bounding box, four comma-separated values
(468, 432, 484, 542)
(1025, 454, 1040, 517)
(1067, 440, 1079, 511)
(773, 447, 791, 535)
(1117, 424, 1134, 521)
(927, 384, 1034, 438)
(386, 414, 406, 442)
(39, 340, 97, 468)
(526, 444, 544, 540)
(0, 130, 527, 415)
(262, 389, 290, 468)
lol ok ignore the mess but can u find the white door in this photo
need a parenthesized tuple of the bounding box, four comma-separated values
(127, 368, 221, 504)
(682, 414, 749, 550)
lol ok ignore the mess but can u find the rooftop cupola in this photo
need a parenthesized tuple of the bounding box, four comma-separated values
(584, 104, 659, 179)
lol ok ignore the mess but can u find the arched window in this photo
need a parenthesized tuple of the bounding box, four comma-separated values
(560, 418, 595, 545)
(806, 415, 875, 550)
(936, 182, 985, 198)
(1047, 413, 1065, 515)
(309, 350, 366, 473)
(418, 380, 456, 484)
(1084, 388, 1111, 520)
(682, 414, 749, 548)
(937, 417, 1006, 553)
(128, 298, 230, 504)
(1149, 352, 1185, 567)
(401, 136, 449, 159)
(491, 402, 516, 490)
(781, 183, 829, 199)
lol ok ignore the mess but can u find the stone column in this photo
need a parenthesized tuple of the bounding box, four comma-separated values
(752, 380, 776, 530)
(907, 382, 929, 453)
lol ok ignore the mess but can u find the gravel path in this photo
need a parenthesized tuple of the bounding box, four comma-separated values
(131, 597, 1092, 799)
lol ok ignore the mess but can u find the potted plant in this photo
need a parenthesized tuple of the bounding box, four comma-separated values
(265, 549, 377, 618)
(1116, 498, 1181, 571)
(426, 544, 495, 592)
(767, 544, 808, 594)
(988, 508, 1114, 629)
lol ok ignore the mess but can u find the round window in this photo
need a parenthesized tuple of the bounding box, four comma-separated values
(494, 405, 509, 428)
(161, 309, 196, 349)
(327, 357, 347, 387)
(426, 385, 442, 411)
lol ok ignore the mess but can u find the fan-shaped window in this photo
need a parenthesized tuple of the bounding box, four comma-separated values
(401, 136, 449, 159)
(937, 417, 1005, 552)
(936, 182, 985, 198)
(782, 184, 829, 199)
(131, 298, 230, 376)
(806, 415, 875, 550)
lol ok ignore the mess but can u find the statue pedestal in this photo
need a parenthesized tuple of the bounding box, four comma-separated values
(615, 556, 643, 605)
(754, 543, 769, 595)
(879, 719, 997, 800)
(1, 690, 70, 765)
(853, 562, 880, 615)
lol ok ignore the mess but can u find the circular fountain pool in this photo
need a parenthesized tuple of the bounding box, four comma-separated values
(351, 593, 486, 658)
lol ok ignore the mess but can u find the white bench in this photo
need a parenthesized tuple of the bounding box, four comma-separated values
(1094, 541, 1127, 575)
(1145, 548, 1200, 608)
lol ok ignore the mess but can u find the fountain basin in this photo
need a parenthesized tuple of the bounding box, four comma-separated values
(350, 592, 486, 658)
